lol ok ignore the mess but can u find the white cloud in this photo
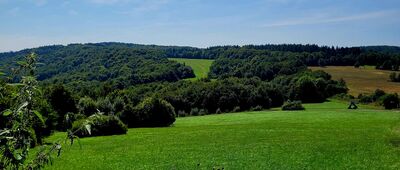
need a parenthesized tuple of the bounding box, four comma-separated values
(263, 10, 398, 27)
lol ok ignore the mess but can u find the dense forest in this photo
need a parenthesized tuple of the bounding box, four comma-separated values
(164, 44, 400, 70)
(0, 42, 398, 154)
(0, 43, 195, 94)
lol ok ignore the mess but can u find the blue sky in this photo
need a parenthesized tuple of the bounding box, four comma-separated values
(0, 0, 399, 52)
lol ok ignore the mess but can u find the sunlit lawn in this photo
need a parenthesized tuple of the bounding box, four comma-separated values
(38, 101, 400, 169)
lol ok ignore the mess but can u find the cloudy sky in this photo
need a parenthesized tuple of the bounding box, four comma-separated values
(0, 0, 399, 52)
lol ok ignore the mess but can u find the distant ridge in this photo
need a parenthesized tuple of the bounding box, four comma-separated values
(360, 45, 400, 54)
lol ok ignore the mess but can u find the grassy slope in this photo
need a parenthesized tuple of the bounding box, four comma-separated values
(169, 58, 214, 80)
(310, 66, 400, 95)
(43, 102, 400, 169)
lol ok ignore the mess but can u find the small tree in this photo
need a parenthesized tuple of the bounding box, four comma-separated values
(134, 97, 176, 127)
(381, 94, 399, 110)
(0, 53, 46, 169)
(0, 53, 88, 169)
(47, 84, 77, 130)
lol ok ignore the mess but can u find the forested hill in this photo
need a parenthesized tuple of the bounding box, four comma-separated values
(1, 42, 400, 89)
(0, 43, 195, 90)
(361, 46, 400, 54)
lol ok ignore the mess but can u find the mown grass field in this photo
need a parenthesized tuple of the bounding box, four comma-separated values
(310, 66, 400, 95)
(42, 101, 400, 169)
(169, 58, 214, 80)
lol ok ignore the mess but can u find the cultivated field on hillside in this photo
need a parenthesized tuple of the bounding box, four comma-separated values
(42, 102, 400, 169)
(169, 58, 214, 80)
(310, 66, 400, 95)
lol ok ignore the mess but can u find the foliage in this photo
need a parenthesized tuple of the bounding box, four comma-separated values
(0, 53, 44, 169)
(282, 101, 305, 110)
(72, 113, 127, 138)
(121, 97, 176, 127)
(380, 94, 399, 110)
(0, 53, 90, 170)
(46, 84, 77, 130)
(0, 43, 195, 96)
(77, 97, 98, 116)
(357, 89, 399, 109)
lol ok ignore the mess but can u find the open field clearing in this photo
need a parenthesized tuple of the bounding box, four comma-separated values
(42, 101, 400, 170)
(169, 58, 214, 80)
(310, 66, 400, 95)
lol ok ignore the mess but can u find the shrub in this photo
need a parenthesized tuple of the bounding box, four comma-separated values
(358, 94, 374, 104)
(126, 97, 176, 127)
(96, 97, 113, 115)
(380, 94, 399, 110)
(372, 89, 386, 100)
(282, 101, 305, 111)
(77, 97, 98, 116)
(72, 114, 127, 138)
(292, 76, 324, 103)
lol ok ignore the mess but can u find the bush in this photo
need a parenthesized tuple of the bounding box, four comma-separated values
(358, 94, 374, 104)
(282, 101, 305, 111)
(77, 97, 98, 116)
(292, 76, 324, 103)
(72, 114, 127, 138)
(380, 94, 399, 110)
(96, 97, 113, 115)
(372, 89, 386, 100)
(123, 97, 176, 127)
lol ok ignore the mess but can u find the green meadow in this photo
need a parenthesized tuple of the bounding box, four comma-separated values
(169, 58, 214, 80)
(42, 101, 400, 169)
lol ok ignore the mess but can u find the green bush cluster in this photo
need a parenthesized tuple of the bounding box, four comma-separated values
(282, 101, 305, 111)
(72, 114, 127, 138)
(120, 97, 176, 128)
(358, 89, 399, 109)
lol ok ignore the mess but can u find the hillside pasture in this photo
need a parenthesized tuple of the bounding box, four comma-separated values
(310, 66, 400, 95)
(42, 101, 400, 169)
(169, 58, 214, 80)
